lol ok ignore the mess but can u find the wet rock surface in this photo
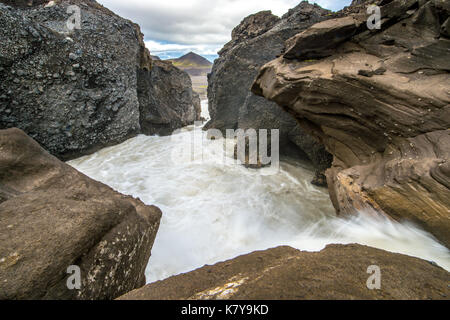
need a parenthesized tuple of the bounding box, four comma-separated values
(205, 2, 334, 185)
(0, 0, 200, 160)
(119, 244, 450, 300)
(0, 128, 161, 299)
(253, 0, 450, 246)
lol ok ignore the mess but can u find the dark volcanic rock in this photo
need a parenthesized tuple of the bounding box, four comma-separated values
(0, 0, 200, 160)
(205, 2, 334, 185)
(138, 60, 201, 136)
(253, 0, 450, 246)
(0, 0, 150, 160)
(119, 244, 450, 300)
(1, 0, 47, 7)
(0, 128, 161, 300)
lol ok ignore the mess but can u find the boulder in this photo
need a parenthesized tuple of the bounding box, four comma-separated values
(0, 0, 200, 160)
(205, 2, 334, 185)
(0, 0, 149, 160)
(138, 60, 201, 136)
(252, 0, 450, 246)
(119, 244, 449, 300)
(0, 128, 161, 299)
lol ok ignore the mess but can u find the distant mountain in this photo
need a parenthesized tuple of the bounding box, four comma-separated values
(168, 52, 212, 68)
(166, 52, 212, 100)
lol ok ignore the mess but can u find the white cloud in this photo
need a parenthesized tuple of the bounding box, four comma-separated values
(98, 0, 352, 58)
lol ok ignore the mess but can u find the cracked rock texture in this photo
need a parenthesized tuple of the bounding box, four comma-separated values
(0, 0, 200, 160)
(205, 2, 334, 185)
(0, 128, 161, 299)
(253, 0, 450, 246)
(118, 244, 449, 300)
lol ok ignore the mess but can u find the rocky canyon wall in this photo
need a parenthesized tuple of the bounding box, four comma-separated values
(205, 2, 335, 185)
(253, 0, 450, 247)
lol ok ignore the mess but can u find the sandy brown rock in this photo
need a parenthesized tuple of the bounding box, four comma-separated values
(253, 0, 450, 247)
(0, 128, 161, 300)
(118, 244, 449, 300)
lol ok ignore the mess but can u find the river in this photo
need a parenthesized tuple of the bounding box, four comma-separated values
(68, 101, 450, 283)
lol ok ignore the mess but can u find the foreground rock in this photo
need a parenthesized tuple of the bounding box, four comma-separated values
(253, 0, 450, 246)
(0, 128, 161, 299)
(119, 244, 449, 300)
(0, 0, 200, 160)
(138, 59, 201, 136)
(205, 2, 334, 185)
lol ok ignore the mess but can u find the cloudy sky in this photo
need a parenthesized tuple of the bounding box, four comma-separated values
(98, 0, 352, 61)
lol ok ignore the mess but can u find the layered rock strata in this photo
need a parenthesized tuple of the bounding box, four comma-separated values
(253, 0, 450, 246)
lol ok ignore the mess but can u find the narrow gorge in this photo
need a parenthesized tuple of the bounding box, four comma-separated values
(0, 0, 449, 301)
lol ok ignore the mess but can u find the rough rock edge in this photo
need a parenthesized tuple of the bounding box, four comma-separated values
(118, 244, 449, 300)
(0, 128, 162, 300)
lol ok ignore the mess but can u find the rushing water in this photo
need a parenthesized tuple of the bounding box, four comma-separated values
(68, 101, 450, 283)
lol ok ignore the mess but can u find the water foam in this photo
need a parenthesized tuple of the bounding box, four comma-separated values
(68, 101, 450, 282)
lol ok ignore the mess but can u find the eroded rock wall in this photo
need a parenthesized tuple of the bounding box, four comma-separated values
(253, 0, 450, 246)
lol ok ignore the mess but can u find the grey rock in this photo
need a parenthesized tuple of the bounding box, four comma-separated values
(205, 1, 334, 185)
(0, 0, 200, 160)
(68, 53, 78, 60)
(0, 1, 147, 160)
(442, 17, 450, 37)
(138, 60, 202, 136)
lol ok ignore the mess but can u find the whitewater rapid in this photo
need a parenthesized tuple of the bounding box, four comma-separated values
(68, 101, 450, 282)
